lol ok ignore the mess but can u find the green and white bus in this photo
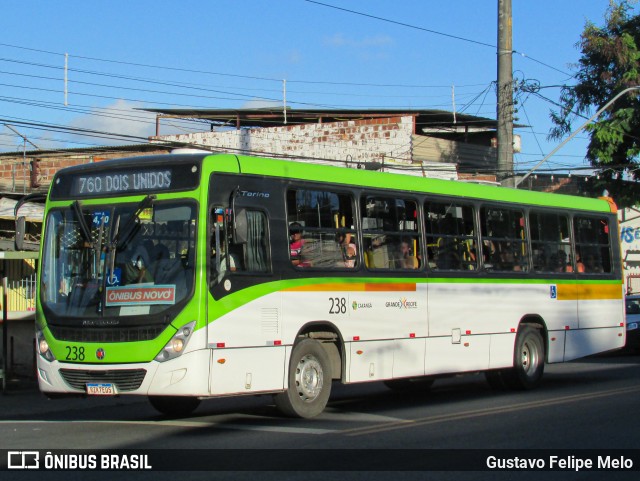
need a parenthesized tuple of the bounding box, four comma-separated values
(33, 153, 625, 417)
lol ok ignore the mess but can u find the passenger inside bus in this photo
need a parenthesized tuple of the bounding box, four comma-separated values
(289, 222, 309, 267)
(583, 253, 604, 273)
(124, 241, 153, 284)
(435, 236, 461, 269)
(547, 249, 574, 273)
(338, 232, 357, 268)
(397, 240, 418, 269)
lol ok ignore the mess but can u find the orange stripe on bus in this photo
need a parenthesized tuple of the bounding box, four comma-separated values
(365, 283, 416, 292)
(285, 283, 416, 292)
(557, 284, 622, 301)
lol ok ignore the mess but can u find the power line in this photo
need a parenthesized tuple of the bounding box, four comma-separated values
(304, 0, 574, 78)
(0, 42, 490, 89)
(304, 0, 496, 49)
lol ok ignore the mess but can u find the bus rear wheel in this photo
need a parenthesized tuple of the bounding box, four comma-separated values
(148, 395, 201, 417)
(504, 325, 545, 390)
(274, 338, 332, 418)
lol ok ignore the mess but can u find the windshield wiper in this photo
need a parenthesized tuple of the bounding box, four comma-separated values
(114, 194, 156, 251)
(72, 200, 93, 246)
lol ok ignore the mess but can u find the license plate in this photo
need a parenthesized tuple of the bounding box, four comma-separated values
(86, 383, 117, 395)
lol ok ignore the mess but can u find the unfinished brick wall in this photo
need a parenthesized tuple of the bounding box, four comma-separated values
(157, 116, 416, 164)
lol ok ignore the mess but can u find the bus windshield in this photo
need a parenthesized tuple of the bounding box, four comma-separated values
(40, 200, 196, 321)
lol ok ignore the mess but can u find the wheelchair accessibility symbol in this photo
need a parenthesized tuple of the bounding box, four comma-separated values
(550, 285, 557, 299)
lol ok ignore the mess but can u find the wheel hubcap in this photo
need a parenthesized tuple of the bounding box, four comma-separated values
(521, 341, 538, 377)
(295, 354, 323, 402)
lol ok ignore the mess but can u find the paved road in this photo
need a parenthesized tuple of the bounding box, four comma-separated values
(1, 351, 639, 480)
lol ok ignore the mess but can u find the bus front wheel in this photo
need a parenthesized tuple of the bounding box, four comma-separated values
(274, 338, 332, 418)
(148, 395, 201, 417)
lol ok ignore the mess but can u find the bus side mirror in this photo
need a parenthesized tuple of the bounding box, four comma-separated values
(233, 208, 248, 244)
(15, 216, 26, 251)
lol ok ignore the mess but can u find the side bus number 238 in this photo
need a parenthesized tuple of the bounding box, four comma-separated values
(329, 297, 347, 315)
(65, 346, 85, 361)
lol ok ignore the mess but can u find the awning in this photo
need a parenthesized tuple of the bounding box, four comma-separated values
(0, 197, 44, 222)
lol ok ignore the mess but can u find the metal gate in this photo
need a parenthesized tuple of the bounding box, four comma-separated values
(4, 274, 36, 314)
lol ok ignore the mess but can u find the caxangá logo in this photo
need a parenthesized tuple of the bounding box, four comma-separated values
(352, 301, 372, 310)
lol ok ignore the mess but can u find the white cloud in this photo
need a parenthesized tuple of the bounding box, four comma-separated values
(240, 99, 284, 109)
(66, 100, 158, 146)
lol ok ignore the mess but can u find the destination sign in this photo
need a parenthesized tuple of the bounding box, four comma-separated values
(50, 159, 202, 200)
(71, 170, 172, 196)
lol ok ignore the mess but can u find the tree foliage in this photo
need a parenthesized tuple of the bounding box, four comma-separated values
(550, 1, 640, 185)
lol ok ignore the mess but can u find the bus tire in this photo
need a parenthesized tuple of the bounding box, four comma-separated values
(274, 339, 332, 418)
(148, 395, 201, 417)
(504, 325, 545, 390)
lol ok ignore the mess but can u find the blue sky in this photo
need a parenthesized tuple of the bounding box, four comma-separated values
(1, 0, 635, 177)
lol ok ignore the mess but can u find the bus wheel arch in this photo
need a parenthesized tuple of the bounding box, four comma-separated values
(518, 315, 548, 361)
(297, 321, 344, 381)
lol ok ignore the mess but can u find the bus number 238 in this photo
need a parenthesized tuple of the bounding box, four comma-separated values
(329, 297, 347, 315)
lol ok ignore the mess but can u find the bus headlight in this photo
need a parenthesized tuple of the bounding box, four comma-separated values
(155, 321, 196, 362)
(36, 330, 55, 362)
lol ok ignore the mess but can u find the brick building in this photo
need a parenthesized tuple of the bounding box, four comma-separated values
(149, 108, 504, 183)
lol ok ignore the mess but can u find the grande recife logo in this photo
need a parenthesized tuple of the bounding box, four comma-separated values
(105, 285, 176, 306)
(385, 297, 418, 309)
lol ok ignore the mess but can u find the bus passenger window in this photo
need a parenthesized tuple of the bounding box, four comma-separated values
(287, 189, 356, 269)
(574, 216, 611, 273)
(530, 211, 572, 273)
(210, 207, 270, 286)
(479, 207, 527, 272)
(361, 195, 420, 270)
(425, 201, 477, 271)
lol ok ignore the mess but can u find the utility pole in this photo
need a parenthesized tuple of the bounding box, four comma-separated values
(497, 0, 514, 186)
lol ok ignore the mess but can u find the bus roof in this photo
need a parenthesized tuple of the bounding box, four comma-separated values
(225, 154, 613, 214)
